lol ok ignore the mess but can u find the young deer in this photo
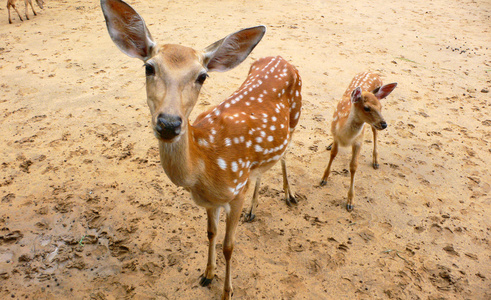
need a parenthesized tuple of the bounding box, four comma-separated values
(7, 0, 44, 24)
(100, 0, 302, 298)
(320, 72, 397, 211)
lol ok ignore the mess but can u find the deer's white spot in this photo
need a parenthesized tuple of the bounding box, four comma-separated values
(231, 161, 238, 172)
(217, 158, 227, 170)
(198, 139, 209, 147)
(225, 138, 232, 146)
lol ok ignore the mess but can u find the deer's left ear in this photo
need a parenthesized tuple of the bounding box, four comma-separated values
(203, 25, 266, 72)
(350, 87, 362, 103)
(373, 83, 397, 100)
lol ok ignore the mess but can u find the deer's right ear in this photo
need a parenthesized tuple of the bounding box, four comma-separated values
(100, 0, 156, 61)
(203, 25, 266, 72)
(350, 87, 362, 103)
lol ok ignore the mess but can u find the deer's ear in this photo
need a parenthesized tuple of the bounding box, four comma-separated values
(203, 26, 266, 72)
(100, 0, 156, 61)
(373, 83, 397, 100)
(350, 87, 362, 103)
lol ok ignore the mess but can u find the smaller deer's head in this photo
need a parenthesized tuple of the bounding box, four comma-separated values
(100, 0, 265, 142)
(350, 83, 397, 130)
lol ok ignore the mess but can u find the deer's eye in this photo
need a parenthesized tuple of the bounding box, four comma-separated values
(196, 73, 208, 85)
(364, 106, 371, 112)
(145, 63, 155, 76)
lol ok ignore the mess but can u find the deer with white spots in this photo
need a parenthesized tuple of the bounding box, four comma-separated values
(320, 72, 397, 211)
(100, 0, 302, 299)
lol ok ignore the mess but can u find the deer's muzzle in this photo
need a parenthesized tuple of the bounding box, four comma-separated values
(155, 113, 182, 141)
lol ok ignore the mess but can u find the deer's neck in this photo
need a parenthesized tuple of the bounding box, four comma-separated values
(336, 102, 366, 145)
(346, 107, 365, 133)
(158, 124, 200, 187)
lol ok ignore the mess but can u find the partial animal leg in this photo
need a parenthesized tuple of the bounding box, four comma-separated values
(28, 0, 37, 16)
(371, 126, 379, 169)
(320, 141, 338, 185)
(24, 0, 29, 20)
(347, 143, 362, 211)
(244, 177, 260, 222)
(281, 157, 297, 206)
(9, 2, 24, 23)
(199, 207, 220, 287)
(222, 196, 245, 300)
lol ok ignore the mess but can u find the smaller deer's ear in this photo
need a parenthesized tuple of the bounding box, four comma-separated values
(203, 26, 266, 72)
(100, 0, 156, 61)
(373, 83, 397, 100)
(351, 87, 362, 103)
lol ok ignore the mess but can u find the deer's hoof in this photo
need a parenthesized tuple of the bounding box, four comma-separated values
(221, 290, 233, 300)
(286, 195, 298, 206)
(346, 204, 354, 212)
(199, 275, 213, 287)
(320, 180, 327, 187)
(244, 212, 255, 222)
(373, 163, 379, 170)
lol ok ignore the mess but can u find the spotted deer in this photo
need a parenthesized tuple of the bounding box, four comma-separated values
(100, 0, 302, 298)
(320, 72, 397, 211)
(7, 0, 44, 24)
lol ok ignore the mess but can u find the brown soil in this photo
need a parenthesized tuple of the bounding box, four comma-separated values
(1, 0, 490, 299)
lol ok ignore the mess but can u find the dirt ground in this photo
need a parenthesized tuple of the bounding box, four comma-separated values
(1, 0, 490, 299)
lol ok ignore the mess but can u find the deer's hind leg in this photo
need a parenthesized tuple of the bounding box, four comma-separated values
(281, 157, 297, 206)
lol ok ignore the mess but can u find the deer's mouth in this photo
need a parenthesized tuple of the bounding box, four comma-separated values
(373, 121, 388, 130)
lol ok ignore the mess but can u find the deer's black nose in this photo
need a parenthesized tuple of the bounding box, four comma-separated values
(155, 113, 182, 140)
(380, 121, 387, 130)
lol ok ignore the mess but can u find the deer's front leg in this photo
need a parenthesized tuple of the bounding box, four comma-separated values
(320, 141, 338, 186)
(371, 126, 379, 169)
(347, 142, 362, 211)
(281, 158, 297, 206)
(222, 196, 245, 300)
(199, 207, 220, 287)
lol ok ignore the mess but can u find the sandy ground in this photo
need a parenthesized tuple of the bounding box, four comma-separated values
(1, 0, 490, 299)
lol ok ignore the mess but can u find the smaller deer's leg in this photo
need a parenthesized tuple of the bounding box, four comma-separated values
(371, 126, 379, 169)
(23, 0, 29, 20)
(320, 141, 338, 186)
(244, 177, 260, 222)
(281, 157, 297, 206)
(11, 4, 23, 22)
(8, 4, 12, 24)
(29, 0, 37, 16)
(199, 207, 220, 287)
(222, 197, 245, 300)
(347, 143, 362, 211)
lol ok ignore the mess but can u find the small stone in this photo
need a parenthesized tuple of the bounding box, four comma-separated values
(481, 88, 489, 93)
